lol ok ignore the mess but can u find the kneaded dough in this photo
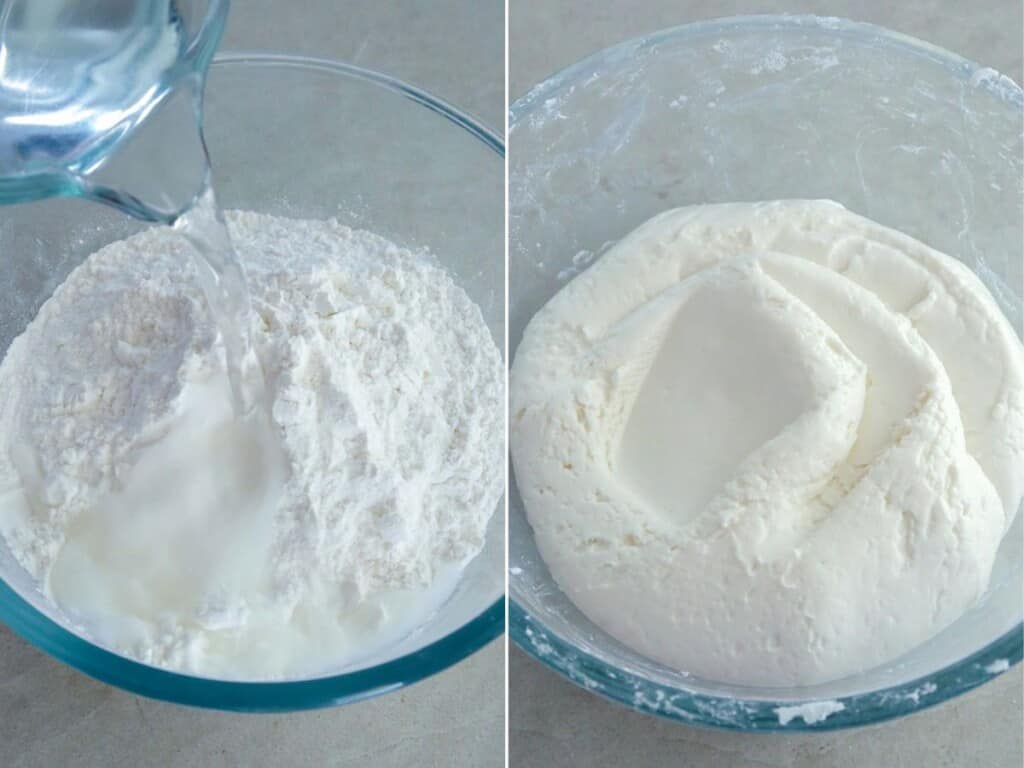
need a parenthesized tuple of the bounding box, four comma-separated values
(511, 200, 1024, 686)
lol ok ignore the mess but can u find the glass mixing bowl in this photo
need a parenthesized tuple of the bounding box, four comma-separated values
(0, 53, 504, 711)
(509, 15, 1022, 731)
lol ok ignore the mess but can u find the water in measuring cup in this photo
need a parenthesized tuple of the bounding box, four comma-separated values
(0, 0, 183, 181)
(1, 0, 264, 416)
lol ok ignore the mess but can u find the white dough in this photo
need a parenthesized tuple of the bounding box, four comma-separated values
(511, 200, 1024, 686)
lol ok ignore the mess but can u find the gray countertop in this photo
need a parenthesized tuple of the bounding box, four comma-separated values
(1, 625, 503, 768)
(0, 3, 503, 767)
(508, 2, 1023, 767)
(223, 0, 505, 131)
(511, 646, 1022, 768)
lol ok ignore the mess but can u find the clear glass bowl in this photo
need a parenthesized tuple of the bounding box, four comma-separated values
(0, 53, 504, 711)
(509, 15, 1022, 731)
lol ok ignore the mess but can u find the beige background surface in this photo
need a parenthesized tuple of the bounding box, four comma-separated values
(0, 2, 504, 767)
(509, 1, 1023, 767)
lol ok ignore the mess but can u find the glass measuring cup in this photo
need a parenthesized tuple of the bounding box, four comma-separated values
(0, 0, 229, 222)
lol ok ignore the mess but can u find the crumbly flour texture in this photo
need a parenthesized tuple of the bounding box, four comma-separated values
(0, 212, 503, 678)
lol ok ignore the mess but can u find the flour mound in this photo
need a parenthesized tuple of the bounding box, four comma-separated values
(0, 211, 503, 607)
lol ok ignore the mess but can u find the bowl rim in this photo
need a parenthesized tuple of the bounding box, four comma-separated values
(0, 51, 505, 712)
(510, 12, 1022, 119)
(508, 13, 1023, 731)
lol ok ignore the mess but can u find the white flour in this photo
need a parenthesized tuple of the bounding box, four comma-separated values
(0, 212, 503, 678)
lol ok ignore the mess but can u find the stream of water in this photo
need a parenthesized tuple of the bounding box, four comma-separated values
(173, 186, 265, 416)
(1, 0, 260, 414)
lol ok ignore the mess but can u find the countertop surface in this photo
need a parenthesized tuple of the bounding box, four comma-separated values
(0, 2, 503, 767)
(509, 2, 1022, 768)
(511, 646, 1022, 768)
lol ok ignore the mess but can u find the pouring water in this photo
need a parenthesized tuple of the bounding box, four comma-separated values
(0, 0, 262, 415)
